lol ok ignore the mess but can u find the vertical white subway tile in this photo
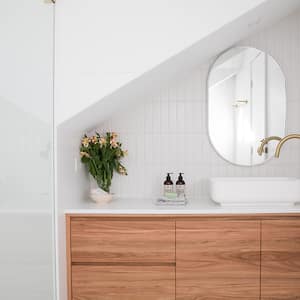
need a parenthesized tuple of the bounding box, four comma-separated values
(160, 101, 169, 133)
(152, 100, 161, 133)
(184, 102, 194, 133)
(93, 11, 300, 199)
(168, 100, 177, 133)
(144, 101, 153, 133)
(176, 101, 185, 133)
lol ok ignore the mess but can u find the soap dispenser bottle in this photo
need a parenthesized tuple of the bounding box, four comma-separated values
(176, 173, 185, 197)
(164, 173, 174, 195)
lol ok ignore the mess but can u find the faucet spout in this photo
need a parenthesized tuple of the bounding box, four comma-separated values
(274, 134, 300, 158)
(257, 136, 282, 156)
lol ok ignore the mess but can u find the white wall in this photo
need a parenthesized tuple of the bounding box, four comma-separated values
(56, 5, 300, 300)
(0, 2, 54, 211)
(0, 100, 51, 210)
(55, 0, 267, 124)
(96, 9, 300, 199)
(0, 1, 55, 300)
(0, 212, 54, 300)
(0, 1, 53, 124)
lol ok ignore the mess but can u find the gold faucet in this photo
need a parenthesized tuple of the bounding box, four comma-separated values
(257, 136, 282, 156)
(274, 134, 300, 158)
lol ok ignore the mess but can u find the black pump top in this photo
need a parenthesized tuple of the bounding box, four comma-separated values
(164, 173, 173, 185)
(176, 173, 185, 185)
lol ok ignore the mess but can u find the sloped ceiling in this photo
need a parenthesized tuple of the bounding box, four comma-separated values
(55, 0, 267, 124)
(57, 0, 300, 134)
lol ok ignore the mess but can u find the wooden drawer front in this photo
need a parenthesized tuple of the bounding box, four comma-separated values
(261, 220, 300, 300)
(71, 218, 175, 263)
(176, 220, 261, 300)
(72, 265, 175, 300)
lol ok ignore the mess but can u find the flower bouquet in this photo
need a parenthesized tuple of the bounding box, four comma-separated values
(80, 132, 128, 203)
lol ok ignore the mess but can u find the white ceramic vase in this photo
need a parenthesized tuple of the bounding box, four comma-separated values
(89, 175, 113, 204)
(90, 188, 113, 204)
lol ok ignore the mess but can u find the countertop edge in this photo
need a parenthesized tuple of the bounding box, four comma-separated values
(64, 209, 300, 215)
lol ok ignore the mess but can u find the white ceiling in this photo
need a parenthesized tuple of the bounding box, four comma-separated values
(55, 0, 268, 124)
(57, 0, 300, 134)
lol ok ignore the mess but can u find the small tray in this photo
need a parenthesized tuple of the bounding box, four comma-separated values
(155, 196, 187, 206)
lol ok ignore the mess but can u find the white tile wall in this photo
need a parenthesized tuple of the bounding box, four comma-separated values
(96, 10, 300, 200)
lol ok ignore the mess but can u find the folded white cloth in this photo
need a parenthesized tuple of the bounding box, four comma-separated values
(155, 196, 187, 206)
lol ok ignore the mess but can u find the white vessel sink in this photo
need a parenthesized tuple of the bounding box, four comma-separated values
(209, 177, 300, 207)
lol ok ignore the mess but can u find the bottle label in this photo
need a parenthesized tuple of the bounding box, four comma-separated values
(164, 185, 173, 193)
(176, 185, 185, 196)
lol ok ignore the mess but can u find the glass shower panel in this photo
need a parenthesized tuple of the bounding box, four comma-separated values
(0, 1, 55, 299)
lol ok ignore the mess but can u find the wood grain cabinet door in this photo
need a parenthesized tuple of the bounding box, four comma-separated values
(72, 265, 175, 300)
(176, 220, 261, 300)
(71, 218, 175, 263)
(261, 219, 300, 300)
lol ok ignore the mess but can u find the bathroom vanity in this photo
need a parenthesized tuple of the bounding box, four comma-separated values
(65, 200, 300, 300)
(64, 44, 300, 300)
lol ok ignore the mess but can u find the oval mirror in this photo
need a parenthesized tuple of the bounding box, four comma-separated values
(208, 47, 286, 166)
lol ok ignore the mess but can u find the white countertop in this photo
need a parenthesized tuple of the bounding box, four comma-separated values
(64, 197, 300, 215)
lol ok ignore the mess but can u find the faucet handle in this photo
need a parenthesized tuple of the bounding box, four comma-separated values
(257, 136, 282, 156)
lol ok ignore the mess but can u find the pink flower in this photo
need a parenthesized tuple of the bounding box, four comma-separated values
(91, 136, 98, 144)
(110, 139, 118, 148)
(111, 132, 118, 139)
(80, 151, 90, 158)
(118, 165, 127, 175)
(99, 137, 107, 146)
(81, 137, 89, 148)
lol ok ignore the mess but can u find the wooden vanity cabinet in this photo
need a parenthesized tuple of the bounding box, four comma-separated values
(67, 217, 175, 300)
(72, 265, 175, 300)
(70, 218, 175, 263)
(66, 215, 300, 300)
(261, 219, 300, 300)
(176, 220, 261, 299)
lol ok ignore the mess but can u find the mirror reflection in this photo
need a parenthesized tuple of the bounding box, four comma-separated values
(208, 47, 286, 166)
